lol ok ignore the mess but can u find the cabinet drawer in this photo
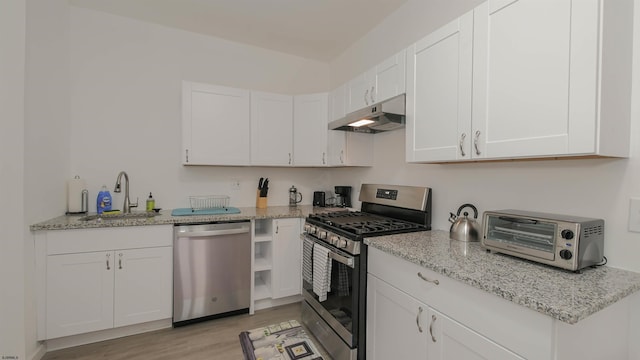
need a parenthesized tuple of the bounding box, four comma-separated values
(368, 247, 553, 360)
(45, 225, 172, 255)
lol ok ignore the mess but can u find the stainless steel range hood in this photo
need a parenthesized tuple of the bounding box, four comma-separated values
(328, 94, 405, 133)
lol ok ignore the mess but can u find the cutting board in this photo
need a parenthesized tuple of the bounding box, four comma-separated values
(171, 207, 241, 216)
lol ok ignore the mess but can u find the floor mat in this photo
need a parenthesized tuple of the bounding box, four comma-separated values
(239, 320, 324, 360)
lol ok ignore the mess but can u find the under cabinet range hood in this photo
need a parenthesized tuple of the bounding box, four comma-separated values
(329, 94, 406, 133)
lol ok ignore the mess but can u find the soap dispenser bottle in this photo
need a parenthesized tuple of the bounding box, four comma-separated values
(96, 185, 112, 214)
(146, 192, 155, 212)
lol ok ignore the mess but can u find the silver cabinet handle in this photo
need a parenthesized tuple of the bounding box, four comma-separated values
(416, 306, 424, 333)
(288, 152, 292, 165)
(322, 152, 326, 165)
(429, 314, 437, 342)
(370, 86, 375, 103)
(474, 130, 481, 155)
(106, 253, 111, 270)
(364, 89, 369, 105)
(417, 272, 440, 285)
(118, 253, 123, 269)
(459, 133, 467, 157)
(340, 150, 344, 164)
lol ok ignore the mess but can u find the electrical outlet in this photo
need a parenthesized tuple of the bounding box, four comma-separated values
(628, 198, 640, 232)
(230, 180, 241, 191)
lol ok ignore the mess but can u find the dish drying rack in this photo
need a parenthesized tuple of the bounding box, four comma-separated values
(189, 195, 230, 211)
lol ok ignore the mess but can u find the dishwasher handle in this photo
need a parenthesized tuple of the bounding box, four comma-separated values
(177, 226, 250, 237)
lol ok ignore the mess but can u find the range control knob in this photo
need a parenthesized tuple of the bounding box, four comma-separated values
(318, 231, 327, 240)
(329, 235, 339, 245)
(337, 239, 348, 248)
(304, 224, 311, 233)
(561, 229, 574, 240)
(559, 249, 573, 260)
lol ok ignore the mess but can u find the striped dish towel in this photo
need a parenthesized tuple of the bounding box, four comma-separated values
(302, 238, 314, 284)
(312, 243, 332, 302)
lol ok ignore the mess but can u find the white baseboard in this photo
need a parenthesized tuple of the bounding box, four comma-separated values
(44, 319, 172, 352)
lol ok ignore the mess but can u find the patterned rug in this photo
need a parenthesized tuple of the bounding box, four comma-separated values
(239, 320, 324, 360)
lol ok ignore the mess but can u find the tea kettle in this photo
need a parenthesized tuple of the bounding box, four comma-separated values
(448, 204, 480, 242)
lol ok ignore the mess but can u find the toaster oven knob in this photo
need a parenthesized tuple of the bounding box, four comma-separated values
(559, 249, 573, 260)
(561, 229, 574, 240)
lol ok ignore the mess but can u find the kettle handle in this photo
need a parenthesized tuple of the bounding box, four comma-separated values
(456, 203, 478, 219)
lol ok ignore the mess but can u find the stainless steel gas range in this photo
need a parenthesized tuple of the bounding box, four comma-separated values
(301, 184, 432, 360)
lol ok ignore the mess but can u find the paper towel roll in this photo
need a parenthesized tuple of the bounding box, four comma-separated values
(67, 176, 87, 213)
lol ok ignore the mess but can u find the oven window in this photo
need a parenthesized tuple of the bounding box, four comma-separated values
(303, 256, 355, 333)
(486, 216, 556, 253)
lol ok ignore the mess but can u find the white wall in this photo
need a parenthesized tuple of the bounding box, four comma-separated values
(67, 7, 333, 211)
(23, 1, 71, 358)
(0, 1, 26, 359)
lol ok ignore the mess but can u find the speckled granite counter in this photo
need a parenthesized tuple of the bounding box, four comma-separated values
(364, 230, 640, 325)
(30, 205, 341, 231)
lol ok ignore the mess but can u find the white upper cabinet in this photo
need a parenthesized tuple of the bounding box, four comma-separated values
(473, 0, 632, 159)
(347, 49, 407, 114)
(375, 49, 406, 104)
(407, 0, 633, 163)
(406, 11, 474, 162)
(182, 82, 251, 165)
(250, 91, 294, 166)
(347, 69, 376, 113)
(293, 93, 328, 166)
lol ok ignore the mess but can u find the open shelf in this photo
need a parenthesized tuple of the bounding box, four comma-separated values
(254, 271, 272, 301)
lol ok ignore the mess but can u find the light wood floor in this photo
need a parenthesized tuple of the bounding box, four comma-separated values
(42, 302, 332, 360)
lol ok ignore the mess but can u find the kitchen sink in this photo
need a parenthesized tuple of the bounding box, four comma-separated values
(79, 212, 159, 221)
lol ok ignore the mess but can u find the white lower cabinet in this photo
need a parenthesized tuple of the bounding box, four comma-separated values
(252, 218, 302, 311)
(367, 274, 428, 359)
(367, 246, 635, 360)
(36, 226, 173, 340)
(367, 274, 522, 360)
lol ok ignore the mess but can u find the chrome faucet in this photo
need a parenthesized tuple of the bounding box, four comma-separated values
(114, 171, 138, 213)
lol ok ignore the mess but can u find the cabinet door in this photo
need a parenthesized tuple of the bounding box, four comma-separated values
(472, 0, 593, 159)
(293, 93, 328, 166)
(375, 49, 406, 104)
(271, 218, 301, 298)
(428, 309, 524, 360)
(114, 247, 173, 327)
(406, 11, 473, 162)
(251, 91, 294, 166)
(347, 70, 375, 113)
(367, 274, 428, 360)
(46, 251, 114, 338)
(182, 82, 251, 165)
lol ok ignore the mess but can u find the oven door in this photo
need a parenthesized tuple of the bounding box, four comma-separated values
(302, 234, 359, 347)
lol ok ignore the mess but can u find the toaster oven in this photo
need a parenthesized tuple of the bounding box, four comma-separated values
(482, 210, 604, 271)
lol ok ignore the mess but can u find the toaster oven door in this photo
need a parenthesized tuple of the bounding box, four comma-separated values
(483, 214, 557, 261)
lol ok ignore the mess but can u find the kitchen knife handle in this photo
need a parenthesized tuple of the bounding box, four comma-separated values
(416, 306, 424, 333)
(459, 133, 467, 157)
(430, 314, 437, 342)
(417, 272, 440, 285)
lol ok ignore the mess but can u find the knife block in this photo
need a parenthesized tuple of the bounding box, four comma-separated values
(256, 190, 268, 209)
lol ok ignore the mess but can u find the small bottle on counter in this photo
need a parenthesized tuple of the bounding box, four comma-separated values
(96, 185, 112, 214)
(146, 192, 155, 212)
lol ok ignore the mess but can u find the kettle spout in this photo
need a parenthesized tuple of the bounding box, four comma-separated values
(448, 212, 457, 223)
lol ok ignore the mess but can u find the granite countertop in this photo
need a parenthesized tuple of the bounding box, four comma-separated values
(30, 205, 342, 231)
(364, 230, 640, 325)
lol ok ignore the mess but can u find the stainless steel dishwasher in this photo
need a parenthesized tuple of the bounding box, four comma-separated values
(173, 221, 251, 326)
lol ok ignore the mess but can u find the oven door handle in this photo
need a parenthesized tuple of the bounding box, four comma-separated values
(329, 251, 355, 268)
